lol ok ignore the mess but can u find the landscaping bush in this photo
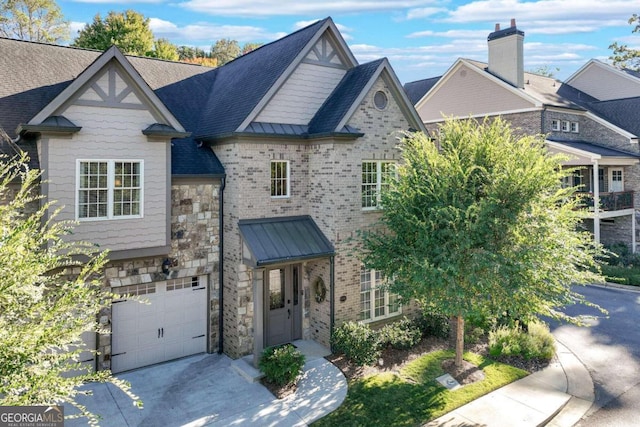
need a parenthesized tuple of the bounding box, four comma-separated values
(489, 321, 555, 360)
(258, 344, 305, 386)
(379, 317, 422, 350)
(413, 311, 450, 339)
(331, 321, 381, 366)
(601, 264, 640, 286)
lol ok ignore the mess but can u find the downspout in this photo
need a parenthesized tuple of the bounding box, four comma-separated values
(218, 176, 226, 354)
(329, 255, 335, 353)
(592, 160, 600, 244)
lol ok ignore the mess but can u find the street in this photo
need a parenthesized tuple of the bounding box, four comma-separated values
(549, 284, 640, 426)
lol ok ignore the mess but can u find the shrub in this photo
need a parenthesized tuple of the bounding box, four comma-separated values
(331, 321, 381, 366)
(489, 321, 555, 360)
(601, 264, 640, 286)
(379, 318, 422, 350)
(259, 344, 305, 386)
(413, 311, 450, 339)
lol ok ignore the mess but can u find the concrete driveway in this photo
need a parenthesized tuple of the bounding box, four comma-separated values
(66, 341, 346, 427)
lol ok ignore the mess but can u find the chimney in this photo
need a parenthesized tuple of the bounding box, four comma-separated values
(487, 18, 525, 88)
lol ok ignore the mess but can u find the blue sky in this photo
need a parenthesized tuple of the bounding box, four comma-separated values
(59, 0, 639, 84)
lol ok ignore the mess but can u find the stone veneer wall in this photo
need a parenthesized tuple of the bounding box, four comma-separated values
(92, 180, 221, 370)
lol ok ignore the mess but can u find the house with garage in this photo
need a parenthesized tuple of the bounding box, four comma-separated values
(0, 17, 425, 372)
(405, 19, 640, 252)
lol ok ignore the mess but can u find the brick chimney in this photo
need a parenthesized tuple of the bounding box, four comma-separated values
(487, 18, 524, 88)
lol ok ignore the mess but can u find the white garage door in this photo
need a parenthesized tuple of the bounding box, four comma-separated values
(111, 276, 207, 373)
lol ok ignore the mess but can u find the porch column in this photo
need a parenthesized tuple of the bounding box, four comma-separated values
(592, 160, 600, 244)
(633, 214, 637, 254)
(252, 267, 265, 367)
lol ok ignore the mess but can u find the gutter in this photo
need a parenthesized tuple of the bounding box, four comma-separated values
(218, 176, 226, 354)
(330, 255, 335, 353)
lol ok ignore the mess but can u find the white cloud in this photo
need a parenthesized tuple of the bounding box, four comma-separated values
(406, 29, 488, 39)
(177, 0, 441, 17)
(148, 18, 284, 43)
(72, 0, 163, 3)
(405, 7, 447, 20)
(69, 21, 86, 36)
(444, 0, 637, 24)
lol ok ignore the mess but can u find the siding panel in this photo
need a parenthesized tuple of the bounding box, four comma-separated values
(255, 63, 346, 125)
(46, 103, 168, 252)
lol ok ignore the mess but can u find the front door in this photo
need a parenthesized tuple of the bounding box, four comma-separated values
(266, 265, 302, 347)
(609, 168, 624, 192)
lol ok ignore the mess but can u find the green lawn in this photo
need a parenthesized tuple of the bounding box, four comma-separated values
(312, 350, 527, 427)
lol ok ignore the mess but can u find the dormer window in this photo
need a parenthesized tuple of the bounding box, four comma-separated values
(570, 122, 579, 133)
(551, 119, 560, 131)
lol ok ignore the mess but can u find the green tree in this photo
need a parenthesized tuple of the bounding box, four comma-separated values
(211, 38, 240, 65)
(359, 118, 604, 369)
(241, 42, 262, 55)
(528, 65, 559, 78)
(609, 13, 640, 70)
(152, 37, 178, 61)
(0, 145, 140, 422)
(0, 0, 69, 42)
(177, 45, 207, 60)
(72, 9, 153, 56)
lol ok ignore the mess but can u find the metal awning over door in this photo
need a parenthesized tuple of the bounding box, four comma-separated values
(238, 215, 334, 267)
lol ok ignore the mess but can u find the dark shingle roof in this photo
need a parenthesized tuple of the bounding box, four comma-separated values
(547, 138, 640, 158)
(195, 18, 328, 140)
(308, 59, 383, 135)
(584, 96, 640, 137)
(403, 76, 441, 105)
(238, 215, 334, 267)
(0, 37, 223, 176)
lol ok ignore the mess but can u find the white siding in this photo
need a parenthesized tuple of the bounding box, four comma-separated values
(417, 63, 535, 122)
(255, 63, 346, 125)
(569, 64, 640, 101)
(45, 103, 168, 252)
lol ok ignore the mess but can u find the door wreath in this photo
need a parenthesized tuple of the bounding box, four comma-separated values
(313, 277, 327, 303)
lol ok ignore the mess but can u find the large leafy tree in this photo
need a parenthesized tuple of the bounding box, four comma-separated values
(359, 118, 604, 369)
(609, 13, 640, 70)
(0, 0, 69, 42)
(72, 9, 154, 56)
(210, 38, 240, 65)
(152, 37, 178, 61)
(0, 144, 140, 423)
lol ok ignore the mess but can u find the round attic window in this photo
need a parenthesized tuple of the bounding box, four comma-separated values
(373, 91, 388, 110)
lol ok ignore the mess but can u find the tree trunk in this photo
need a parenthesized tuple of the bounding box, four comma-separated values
(455, 315, 465, 369)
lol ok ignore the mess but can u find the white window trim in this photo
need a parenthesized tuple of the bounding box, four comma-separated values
(360, 268, 402, 323)
(270, 160, 290, 198)
(76, 159, 144, 221)
(551, 119, 560, 131)
(570, 122, 579, 133)
(361, 160, 396, 211)
(561, 120, 570, 132)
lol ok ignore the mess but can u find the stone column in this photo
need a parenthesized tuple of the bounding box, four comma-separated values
(252, 267, 264, 367)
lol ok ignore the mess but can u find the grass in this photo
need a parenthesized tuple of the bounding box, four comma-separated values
(312, 350, 527, 427)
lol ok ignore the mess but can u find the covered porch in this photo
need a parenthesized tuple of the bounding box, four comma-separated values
(546, 140, 640, 251)
(238, 215, 335, 366)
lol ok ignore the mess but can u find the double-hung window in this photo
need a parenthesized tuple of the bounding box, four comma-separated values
(270, 160, 289, 198)
(77, 160, 143, 220)
(360, 267, 401, 322)
(362, 160, 395, 209)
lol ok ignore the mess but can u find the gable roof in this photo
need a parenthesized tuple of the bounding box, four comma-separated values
(404, 76, 441, 105)
(194, 18, 334, 141)
(0, 37, 223, 176)
(585, 96, 640, 137)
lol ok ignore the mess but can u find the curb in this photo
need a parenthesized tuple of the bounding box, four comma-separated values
(544, 340, 595, 426)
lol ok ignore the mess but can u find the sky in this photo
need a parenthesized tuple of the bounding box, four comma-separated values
(58, 0, 640, 84)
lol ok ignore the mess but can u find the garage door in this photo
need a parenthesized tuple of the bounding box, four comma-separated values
(111, 276, 207, 373)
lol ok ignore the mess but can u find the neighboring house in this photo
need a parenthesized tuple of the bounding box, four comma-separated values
(405, 19, 640, 252)
(0, 17, 425, 372)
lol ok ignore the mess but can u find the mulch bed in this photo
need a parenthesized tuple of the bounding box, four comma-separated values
(263, 335, 552, 399)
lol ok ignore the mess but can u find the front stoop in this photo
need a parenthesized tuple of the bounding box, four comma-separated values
(231, 355, 264, 383)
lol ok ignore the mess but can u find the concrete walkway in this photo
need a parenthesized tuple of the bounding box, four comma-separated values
(426, 341, 594, 426)
(65, 340, 346, 427)
(67, 338, 593, 426)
